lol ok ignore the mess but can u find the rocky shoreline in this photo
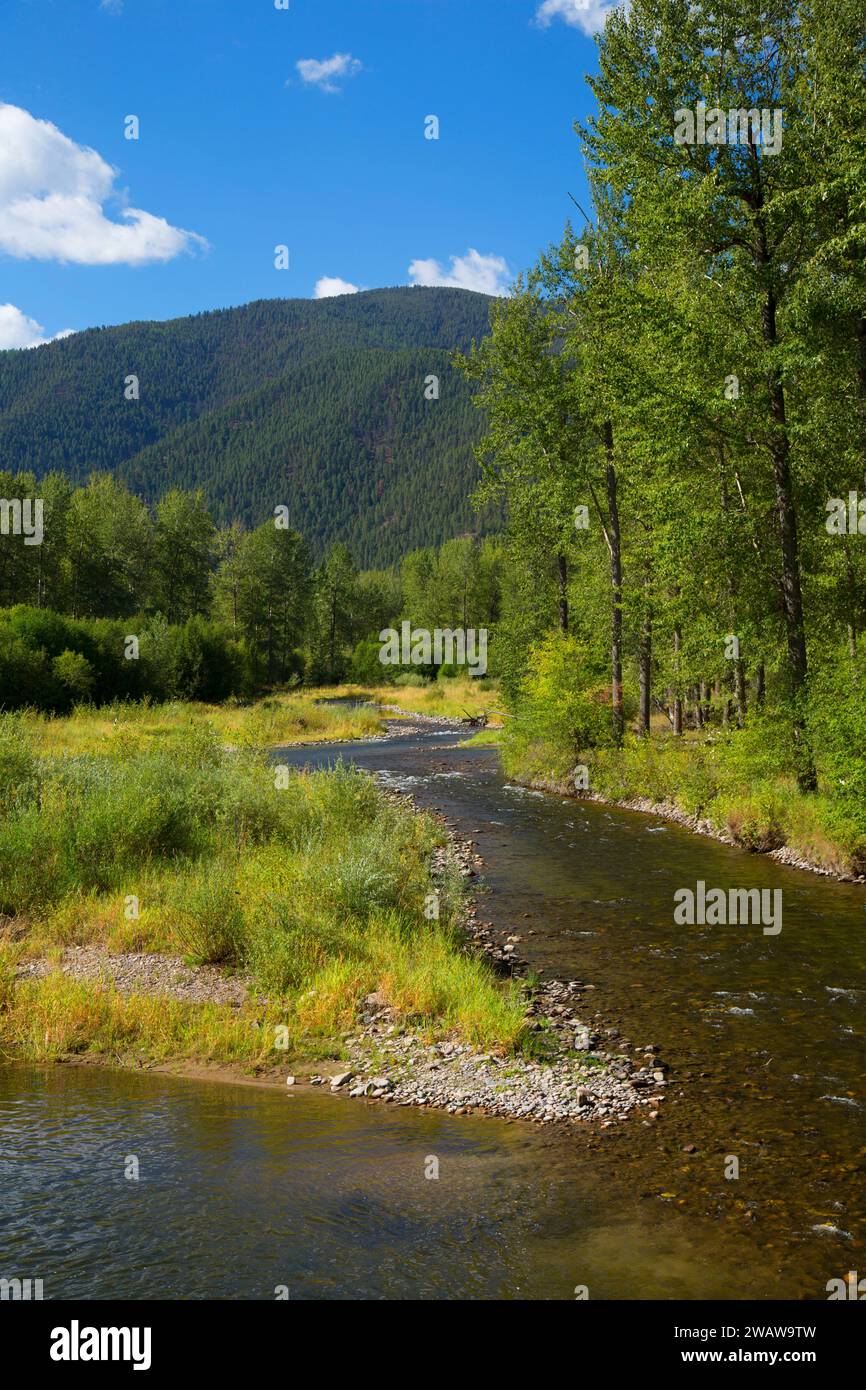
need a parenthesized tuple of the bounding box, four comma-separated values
(322, 798, 673, 1128)
(13, 795, 673, 1130)
(377, 705, 467, 726)
(10, 719, 676, 1131)
(15, 945, 250, 1006)
(514, 773, 866, 885)
(375, 701, 864, 884)
(328, 983, 669, 1126)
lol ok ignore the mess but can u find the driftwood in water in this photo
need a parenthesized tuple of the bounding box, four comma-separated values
(460, 709, 488, 728)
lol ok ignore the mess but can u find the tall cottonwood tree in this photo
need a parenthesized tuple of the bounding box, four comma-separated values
(456, 280, 589, 641)
(232, 522, 312, 683)
(309, 542, 358, 683)
(581, 0, 830, 785)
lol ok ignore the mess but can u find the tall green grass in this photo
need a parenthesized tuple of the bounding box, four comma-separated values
(0, 713, 528, 1062)
(10, 692, 383, 759)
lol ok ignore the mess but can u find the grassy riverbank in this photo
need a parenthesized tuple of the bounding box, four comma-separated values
(11, 691, 383, 759)
(7, 678, 499, 764)
(0, 705, 527, 1071)
(318, 678, 502, 725)
(502, 715, 866, 879)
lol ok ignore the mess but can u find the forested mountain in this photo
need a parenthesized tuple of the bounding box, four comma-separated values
(0, 288, 494, 566)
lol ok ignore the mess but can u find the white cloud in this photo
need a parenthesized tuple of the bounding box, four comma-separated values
(314, 276, 361, 298)
(407, 248, 511, 297)
(535, 0, 624, 37)
(295, 53, 362, 94)
(0, 304, 75, 350)
(100, 0, 124, 13)
(0, 103, 207, 265)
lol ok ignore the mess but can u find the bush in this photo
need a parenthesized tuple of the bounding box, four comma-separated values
(169, 865, 246, 965)
(62, 763, 204, 891)
(52, 650, 95, 708)
(323, 840, 399, 919)
(0, 628, 53, 707)
(0, 715, 40, 816)
(0, 606, 248, 712)
(0, 809, 63, 914)
(718, 784, 788, 851)
(713, 709, 799, 789)
(503, 632, 615, 777)
(392, 670, 429, 687)
(808, 665, 866, 831)
(245, 899, 333, 993)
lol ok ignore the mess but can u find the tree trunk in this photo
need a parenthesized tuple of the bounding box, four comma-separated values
(718, 452, 747, 729)
(695, 684, 705, 729)
(557, 553, 569, 634)
(758, 253, 815, 787)
(638, 611, 652, 737)
(854, 312, 866, 406)
(603, 423, 624, 746)
(721, 670, 734, 727)
(329, 594, 338, 680)
(734, 658, 747, 728)
(672, 625, 683, 736)
(843, 541, 858, 657)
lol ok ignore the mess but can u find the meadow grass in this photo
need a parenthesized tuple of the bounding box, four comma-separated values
(462, 727, 503, 748)
(317, 677, 503, 725)
(13, 692, 383, 760)
(11, 677, 500, 762)
(0, 709, 528, 1069)
(0, 968, 299, 1067)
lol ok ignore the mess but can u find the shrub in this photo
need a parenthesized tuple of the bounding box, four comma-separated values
(503, 632, 614, 777)
(719, 785, 788, 851)
(323, 841, 399, 919)
(0, 810, 63, 913)
(0, 715, 40, 816)
(808, 665, 866, 831)
(392, 670, 429, 687)
(52, 650, 95, 708)
(0, 605, 248, 712)
(169, 865, 246, 965)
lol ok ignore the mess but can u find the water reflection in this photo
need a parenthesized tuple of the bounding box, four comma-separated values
(272, 728, 866, 1294)
(1, 725, 862, 1300)
(0, 1065, 774, 1300)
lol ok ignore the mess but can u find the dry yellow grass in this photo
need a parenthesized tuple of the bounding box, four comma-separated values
(317, 678, 503, 725)
(0, 971, 299, 1067)
(20, 693, 383, 758)
(16, 678, 500, 760)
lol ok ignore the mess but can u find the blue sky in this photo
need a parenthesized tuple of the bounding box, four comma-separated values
(0, 0, 614, 347)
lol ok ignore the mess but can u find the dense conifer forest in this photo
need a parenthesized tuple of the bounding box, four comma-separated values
(0, 287, 494, 567)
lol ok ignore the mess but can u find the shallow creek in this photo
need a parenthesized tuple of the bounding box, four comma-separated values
(1, 725, 863, 1299)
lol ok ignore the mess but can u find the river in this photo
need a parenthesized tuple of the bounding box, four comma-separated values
(1, 723, 863, 1299)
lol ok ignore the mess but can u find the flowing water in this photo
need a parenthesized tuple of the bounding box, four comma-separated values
(1, 723, 864, 1299)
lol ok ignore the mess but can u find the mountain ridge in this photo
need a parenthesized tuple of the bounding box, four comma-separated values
(0, 287, 494, 566)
